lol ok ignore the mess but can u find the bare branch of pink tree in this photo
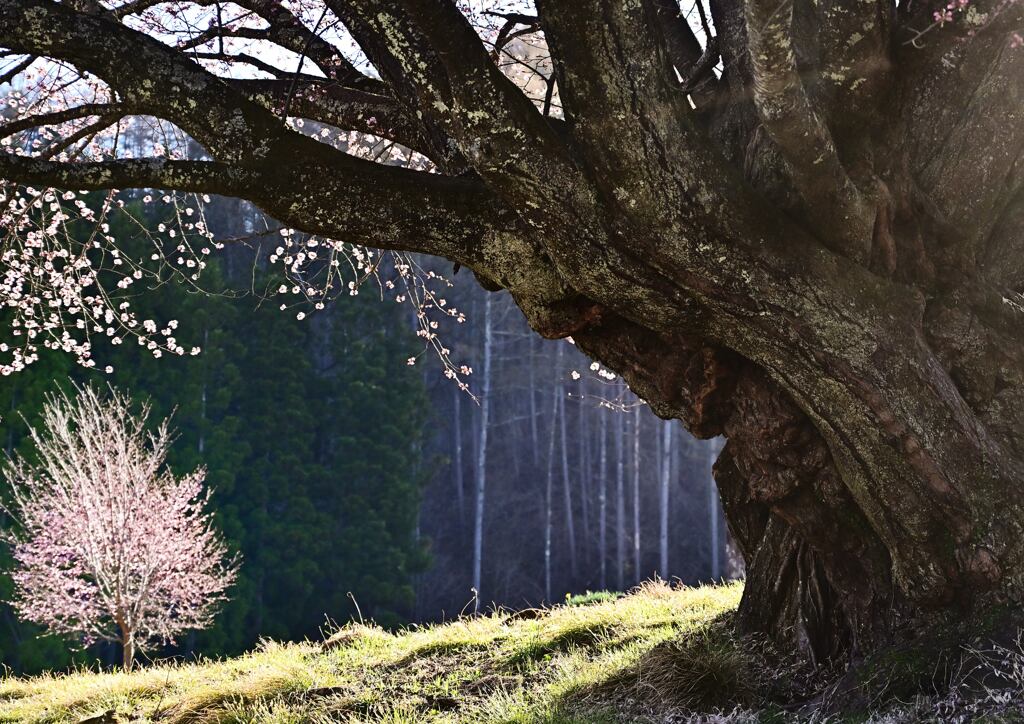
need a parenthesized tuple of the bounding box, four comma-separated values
(2, 384, 238, 669)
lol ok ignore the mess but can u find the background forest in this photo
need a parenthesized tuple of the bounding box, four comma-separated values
(0, 150, 730, 677)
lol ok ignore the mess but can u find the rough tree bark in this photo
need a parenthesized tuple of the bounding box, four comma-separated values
(1, 0, 1023, 663)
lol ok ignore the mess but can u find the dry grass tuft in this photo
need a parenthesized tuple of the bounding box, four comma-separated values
(630, 624, 753, 709)
(320, 623, 393, 652)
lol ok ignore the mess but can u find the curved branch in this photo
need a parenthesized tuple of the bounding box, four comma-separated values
(816, 0, 892, 135)
(0, 154, 255, 192)
(211, 0, 378, 87)
(188, 50, 306, 78)
(486, 10, 539, 59)
(651, 0, 719, 106)
(0, 103, 128, 139)
(0, 148, 539, 292)
(0, 0, 287, 159)
(744, 0, 874, 262)
(232, 79, 434, 154)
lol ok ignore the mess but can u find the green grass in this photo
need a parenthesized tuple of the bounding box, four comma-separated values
(0, 581, 746, 723)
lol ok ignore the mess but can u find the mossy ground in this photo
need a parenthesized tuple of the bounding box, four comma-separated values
(0, 582, 753, 723)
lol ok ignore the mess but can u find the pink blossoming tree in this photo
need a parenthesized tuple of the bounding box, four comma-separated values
(2, 385, 238, 669)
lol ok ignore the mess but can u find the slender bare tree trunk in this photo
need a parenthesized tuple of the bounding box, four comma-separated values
(120, 624, 135, 671)
(5, 384, 16, 457)
(599, 410, 608, 590)
(632, 405, 642, 584)
(453, 384, 465, 525)
(557, 380, 577, 578)
(198, 327, 208, 456)
(529, 336, 539, 467)
(615, 402, 625, 591)
(544, 390, 558, 602)
(472, 294, 492, 610)
(708, 437, 724, 581)
(578, 390, 591, 566)
(659, 420, 672, 579)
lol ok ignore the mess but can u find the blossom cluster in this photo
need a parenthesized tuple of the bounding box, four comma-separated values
(1, 63, 218, 375)
(0, 185, 211, 375)
(268, 221, 474, 390)
(934, 0, 972, 25)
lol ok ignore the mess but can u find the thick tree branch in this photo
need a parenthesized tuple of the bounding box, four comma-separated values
(653, 0, 703, 67)
(231, 79, 432, 153)
(816, 0, 892, 140)
(0, 154, 255, 192)
(324, 1, 469, 170)
(744, 0, 874, 262)
(917, 36, 1024, 262)
(333, 1, 579, 215)
(197, 0, 379, 87)
(0, 150, 522, 279)
(536, 0, 770, 256)
(0, 0, 285, 160)
(651, 0, 719, 106)
(0, 103, 128, 139)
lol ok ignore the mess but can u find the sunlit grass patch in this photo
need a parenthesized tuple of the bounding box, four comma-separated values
(0, 581, 745, 723)
(564, 591, 622, 608)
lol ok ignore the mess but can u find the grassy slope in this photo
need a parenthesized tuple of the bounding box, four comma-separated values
(0, 582, 751, 724)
